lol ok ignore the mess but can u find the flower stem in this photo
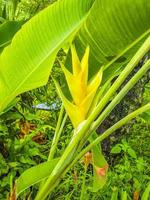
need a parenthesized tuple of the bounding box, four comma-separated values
(91, 59, 150, 131)
(48, 106, 67, 161)
(71, 103, 150, 166)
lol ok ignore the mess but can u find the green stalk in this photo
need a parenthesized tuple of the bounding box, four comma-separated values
(63, 59, 150, 178)
(78, 41, 150, 149)
(71, 36, 150, 151)
(39, 106, 67, 189)
(35, 129, 82, 200)
(48, 105, 67, 161)
(78, 59, 150, 154)
(88, 80, 111, 115)
(49, 113, 67, 160)
(35, 37, 150, 200)
(91, 59, 150, 131)
(69, 103, 150, 170)
(84, 36, 150, 129)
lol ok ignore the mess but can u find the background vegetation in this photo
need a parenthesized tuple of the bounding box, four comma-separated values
(0, 0, 149, 199)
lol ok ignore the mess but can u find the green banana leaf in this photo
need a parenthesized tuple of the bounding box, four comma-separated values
(1, 0, 150, 114)
(76, 0, 150, 77)
(0, 0, 93, 114)
(16, 158, 59, 196)
(0, 20, 23, 53)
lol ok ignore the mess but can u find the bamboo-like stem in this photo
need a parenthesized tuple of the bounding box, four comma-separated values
(88, 80, 110, 115)
(65, 36, 150, 154)
(68, 59, 150, 176)
(77, 59, 150, 155)
(50, 113, 67, 158)
(39, 106, 67, 189)
(48, 106, 67, 161)
(70, 103, 150, 167)
(35, 37, 150, 200)
(90, 59, 150, 132)
(76, 39, 150, 150)
(82, 36, 150, 131)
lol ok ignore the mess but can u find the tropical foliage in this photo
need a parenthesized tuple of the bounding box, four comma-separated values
(0, 0, 150, 199)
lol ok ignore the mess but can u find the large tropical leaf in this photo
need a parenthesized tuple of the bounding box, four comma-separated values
(75, 0, 150, 77)
(0, 20, 23, 53)
(1, 0, 150, 113)
(0, 0, 93, 114)
(16, 158, 59, 196)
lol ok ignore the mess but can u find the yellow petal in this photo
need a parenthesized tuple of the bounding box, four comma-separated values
(71, 45, 81, 76)
(79, 69, 102, 117)
(53, 78, 85, 128)
(59, 60, 73, 81)
(81, 46, 89, 86)
(60, 61, 86, 105)
(80, 84, 98, 117)
(87, 68, 102, 94)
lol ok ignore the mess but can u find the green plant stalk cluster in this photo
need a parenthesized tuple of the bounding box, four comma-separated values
(68, 36, 150, 151)
(39, 106, 67, 190)
(48, 106, 66, 161)
(91, 59, 150, 132)
(35, 37, 150, 200)
(71, 103, 150, 168)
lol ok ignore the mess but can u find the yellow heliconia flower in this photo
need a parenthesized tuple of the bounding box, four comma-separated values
(54, 45, 102, 128)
